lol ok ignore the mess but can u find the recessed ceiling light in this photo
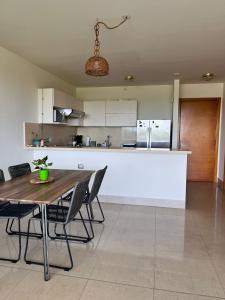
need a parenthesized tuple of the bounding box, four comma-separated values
(124, 75, 134, 81)
(202, 72, 214, 81)
(173, 72, 180, 76)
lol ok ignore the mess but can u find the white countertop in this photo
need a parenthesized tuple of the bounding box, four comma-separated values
(25, 146, 191, 155)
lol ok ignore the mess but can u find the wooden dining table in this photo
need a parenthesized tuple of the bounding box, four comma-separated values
(0, 169, 94, 281)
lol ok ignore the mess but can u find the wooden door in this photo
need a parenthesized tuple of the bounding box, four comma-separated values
(179, 98, 220, 182)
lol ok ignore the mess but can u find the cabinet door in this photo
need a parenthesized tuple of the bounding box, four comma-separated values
(106, 113, 137, 127)
(38, 88, 54, 123)
(106, 100, 137, 114)
(83, 101, 106, 126)
(53, 89, 67, 108)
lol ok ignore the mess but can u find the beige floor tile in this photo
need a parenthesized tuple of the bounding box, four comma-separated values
(89, 249, 154, 288)
(0, 266, 30, 299)
(80, 280, 153, 300)
(90, 263, 154, 288)
(155, 232, 209, 259)
(3, 269, 87, 300)
(154, 289, 222, 300)
(155, 270, 225, 298)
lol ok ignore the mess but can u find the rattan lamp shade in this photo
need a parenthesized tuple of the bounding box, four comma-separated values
(85, 56, 109, 76)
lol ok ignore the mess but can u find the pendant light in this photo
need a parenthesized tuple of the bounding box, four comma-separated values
(85, 16, 129, 76)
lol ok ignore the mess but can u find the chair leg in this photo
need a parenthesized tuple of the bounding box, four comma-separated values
(79, 211, 91, 241)
(24, 219, 31, 263)
(0, 218, 21, 263)
(96, 196, 105, 223)
(86, 204, 94, 239)
(6, 213, 42, 239)
(72, 196, 105, 224)
(5, 218, 11, 234)
(25, 220, 74, 271)
(63, 225, 73, 271)
(53, 211, 92, 243)
(89, 202, 94, 220)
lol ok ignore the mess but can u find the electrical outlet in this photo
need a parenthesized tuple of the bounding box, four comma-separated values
(78, 163, 84, 169)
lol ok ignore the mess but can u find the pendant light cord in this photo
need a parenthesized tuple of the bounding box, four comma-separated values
(95, 16, 129, 30)
(93, 16, 129, 57)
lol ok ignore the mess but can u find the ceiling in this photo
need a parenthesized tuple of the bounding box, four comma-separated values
(0, 0, 225, 87)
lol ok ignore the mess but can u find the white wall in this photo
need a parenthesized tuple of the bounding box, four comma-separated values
(0, 47, 75, 179)
(76, 85, 173, 120)
(180, 83, 224, 98)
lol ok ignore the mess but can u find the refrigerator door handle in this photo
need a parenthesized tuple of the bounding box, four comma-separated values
(148, 126, 152, 149)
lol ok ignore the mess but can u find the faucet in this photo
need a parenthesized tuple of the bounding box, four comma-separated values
(105, 135, 111, 148)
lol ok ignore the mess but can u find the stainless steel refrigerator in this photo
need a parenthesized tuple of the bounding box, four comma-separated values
(136, 120, 172, 149)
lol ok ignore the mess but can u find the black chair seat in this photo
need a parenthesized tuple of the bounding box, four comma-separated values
(0, 201, 10, 209)
(0, 204, 38, 218)
(33, 205, 69, 223)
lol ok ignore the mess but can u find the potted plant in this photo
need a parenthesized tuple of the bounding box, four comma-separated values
(32, 156, 53, 181)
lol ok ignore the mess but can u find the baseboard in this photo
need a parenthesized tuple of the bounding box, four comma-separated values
(98, 194, 186, 209)
(217, 178, 224, 190)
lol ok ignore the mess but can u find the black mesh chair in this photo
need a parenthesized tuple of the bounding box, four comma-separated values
(61, 166, 107, 239)
(0, 169, 39, 263)
(24, 177, 90, 271)
(8, 163, 31, 178)
(6, 163, 40, 238)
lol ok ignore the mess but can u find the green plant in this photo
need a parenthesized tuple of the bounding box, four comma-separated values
(32, 156, 53, 170)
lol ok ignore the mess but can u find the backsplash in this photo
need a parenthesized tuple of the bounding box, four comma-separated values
(24, 123, 77, 146)
(24, 123, 137, 148)
(77, 127, 137, 147)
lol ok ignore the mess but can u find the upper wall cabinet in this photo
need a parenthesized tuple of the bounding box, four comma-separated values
(106, 100, 137, 114)
(38, 88, 82, 124)
(83, 101, 106, 127)
(105, 100, 137, 126)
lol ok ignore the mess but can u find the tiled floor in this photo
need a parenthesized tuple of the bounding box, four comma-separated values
(1, 182, 225, 299)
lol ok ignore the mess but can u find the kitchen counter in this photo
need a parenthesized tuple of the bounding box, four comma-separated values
(25, 146, 191, 155)
(26, 146, 191, 209)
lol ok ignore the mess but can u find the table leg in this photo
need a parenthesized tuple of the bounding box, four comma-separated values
(41, 204, 49, 281)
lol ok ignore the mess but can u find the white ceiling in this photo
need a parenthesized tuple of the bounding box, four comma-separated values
(0, 0, 225, 86)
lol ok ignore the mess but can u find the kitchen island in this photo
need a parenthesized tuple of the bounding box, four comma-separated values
(25, 146, 191, 209)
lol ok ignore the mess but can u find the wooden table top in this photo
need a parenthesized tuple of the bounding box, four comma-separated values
(0, 169, 94, 204)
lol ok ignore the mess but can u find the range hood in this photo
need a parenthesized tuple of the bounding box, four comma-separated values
(69, 109, 85, 119)
(55, 107, 85, 119)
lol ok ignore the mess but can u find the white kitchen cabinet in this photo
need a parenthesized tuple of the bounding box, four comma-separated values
(106, 100, 137, 114)
(106, 113, 137, 126)
(83, 101, 106, 126)
(105, 100, 137, 126)
(38, 88, 54, 123)
(38, 88, 82, 124)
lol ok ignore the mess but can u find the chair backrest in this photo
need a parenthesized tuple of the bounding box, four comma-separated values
(0, 169, 5, 183)
(65, 176, 91, 224)
(88, 166, 107, 203)
(8, 163, 31, 179)
(0, 169, 9, 209)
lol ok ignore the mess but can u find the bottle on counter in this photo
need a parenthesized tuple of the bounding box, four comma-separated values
(40, 139, 45, 147)
(85, 136, 91, 147)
